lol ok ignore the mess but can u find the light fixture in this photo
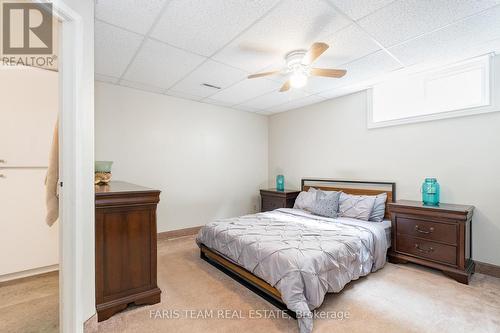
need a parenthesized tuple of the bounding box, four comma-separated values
(290, 70, 308, 88)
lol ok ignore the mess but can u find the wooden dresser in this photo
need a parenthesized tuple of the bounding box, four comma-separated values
(260, 188, 300, 212)
(95, 181, 161, 321)
(388, 200, 474, 284)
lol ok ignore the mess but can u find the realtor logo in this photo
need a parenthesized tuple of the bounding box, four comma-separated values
(2, 1, 53, 55)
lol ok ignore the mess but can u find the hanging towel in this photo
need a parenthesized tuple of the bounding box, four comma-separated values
(45, 118, 59, 226)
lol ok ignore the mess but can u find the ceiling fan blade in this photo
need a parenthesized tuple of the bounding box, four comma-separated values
(279, 81, 291, 92)
(248, 70, 280, 79)
(310, 68, 347, 78)
(302, 42, 329, 65)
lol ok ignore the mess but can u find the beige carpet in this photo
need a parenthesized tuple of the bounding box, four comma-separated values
(2, 236, 500, 333)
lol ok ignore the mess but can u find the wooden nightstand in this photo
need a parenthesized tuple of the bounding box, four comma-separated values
(388, 200, 474, 284)
(260, 189, 300, 212)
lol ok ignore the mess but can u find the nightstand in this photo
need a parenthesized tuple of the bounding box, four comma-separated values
(260, 189, 300, 212)
(388, 200, 474, 284)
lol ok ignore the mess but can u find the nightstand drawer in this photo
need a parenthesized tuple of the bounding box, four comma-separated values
(262, 198, 284, 212)
(396, 234, 457, 266)
(396, 217, 457, 245)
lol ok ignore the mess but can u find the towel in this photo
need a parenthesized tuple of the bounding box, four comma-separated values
(45, 118, 59, 226)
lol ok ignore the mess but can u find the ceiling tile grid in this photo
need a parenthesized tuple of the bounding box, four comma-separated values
(94, 20, 145, 78)
(169, 60, 249, 99)
(150, 0, 282, 57)
(122, 39, 206, 89)
(94, 0, 500, 115)
(356, 0, 500, 48)
(212, 0, 352, 73)
(95, 0, 170, 35)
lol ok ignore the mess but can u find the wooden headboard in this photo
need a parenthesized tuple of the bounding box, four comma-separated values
(301, 179, 396, 220)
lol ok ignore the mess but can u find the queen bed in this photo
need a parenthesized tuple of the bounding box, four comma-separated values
(196, 179, 395, 333)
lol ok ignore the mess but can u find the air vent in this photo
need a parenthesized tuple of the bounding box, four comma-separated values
(201, 83, 221, 90)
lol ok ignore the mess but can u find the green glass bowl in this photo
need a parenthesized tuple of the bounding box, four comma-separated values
(95, 161, 113, 173)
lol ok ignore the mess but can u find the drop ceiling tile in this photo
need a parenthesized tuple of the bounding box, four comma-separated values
(357, 0, 500, 48)
(315, 24, 381, 68)
(389, 5, 500, 66)
(165, 90, 204, 101)
(202, 98, 235, 108)
(209, 78, 281, 105)
(330, 0, 396, 20)
(95, 0, 169, 35)
(212, 0, 351, 73)
(123, 39, 206, 89)
(267, 94, 326, 113)
(151, 0, 281, 56)
(119, 79, 165, 94)
(169, 60, 248, 98)
(95, 21, 144, 78)
(95, 73, 119, 84)
(234, 105, 262, 113)
(317, 50, 402, 96)
(238, 89, 311, 110)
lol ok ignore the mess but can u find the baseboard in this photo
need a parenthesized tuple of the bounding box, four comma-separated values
(157, 226, 202, 240)
(0, 264, 59, 285)
(475, 260, 500, 278)
(84, 313, 98, 333)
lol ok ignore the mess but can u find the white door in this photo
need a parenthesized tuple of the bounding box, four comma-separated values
(0, 66, 59, 279)
(0, 66, 58, 167)
(0, 169, 59, 275)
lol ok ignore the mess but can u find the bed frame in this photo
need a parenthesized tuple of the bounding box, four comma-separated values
(199, 179, 396, 317)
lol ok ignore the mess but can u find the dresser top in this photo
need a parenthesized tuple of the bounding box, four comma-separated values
(389, 200, 474, 214)
(95, 181, 159, 196)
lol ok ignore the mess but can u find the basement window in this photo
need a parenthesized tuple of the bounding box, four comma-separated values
(368, 55, 496, 128)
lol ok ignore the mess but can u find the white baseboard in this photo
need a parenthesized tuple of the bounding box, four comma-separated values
(0, 264, 59, 283)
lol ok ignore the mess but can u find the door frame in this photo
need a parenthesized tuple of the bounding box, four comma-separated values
(40, 1, 95, 332)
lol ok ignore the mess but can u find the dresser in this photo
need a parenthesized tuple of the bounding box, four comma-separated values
(388, 200, 474, 284)
(95, 181, 161, 321)
(260, 189, 300, 212)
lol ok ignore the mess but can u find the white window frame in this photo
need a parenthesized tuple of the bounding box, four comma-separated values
(367, 54, 498, 129)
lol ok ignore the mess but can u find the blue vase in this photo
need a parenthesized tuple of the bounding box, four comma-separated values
(422, 178, 440, 206)
(276, 175, 285, 192)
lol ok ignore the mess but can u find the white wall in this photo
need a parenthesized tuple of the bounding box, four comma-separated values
(269, 89, 500, 266)
(59, 0, 95, 330)
(0, 66, 58, 280)
(95, 82, 268, 232)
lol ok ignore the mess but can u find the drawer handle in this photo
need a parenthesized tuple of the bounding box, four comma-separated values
(415, 244, 434, 253)
(415, 225, 434, 234)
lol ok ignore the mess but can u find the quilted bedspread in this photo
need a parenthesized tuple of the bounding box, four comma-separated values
(196, 208, 388, 333)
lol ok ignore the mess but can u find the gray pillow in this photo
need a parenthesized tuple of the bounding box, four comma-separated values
(309, 190, 341, 218)
(369, 193, 387, 222)
(339, 193, 376, 221)
(293, 191, 316, 211)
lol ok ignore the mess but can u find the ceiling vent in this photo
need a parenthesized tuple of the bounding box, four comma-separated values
(201, 83, 221, 90)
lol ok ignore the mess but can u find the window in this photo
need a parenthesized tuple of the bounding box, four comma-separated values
(368, 55, 496, 128)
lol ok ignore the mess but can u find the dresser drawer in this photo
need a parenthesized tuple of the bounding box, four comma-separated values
(396, 234, 457, 266)
(262, 197, 284, 212)
(396, 217, 457, 245)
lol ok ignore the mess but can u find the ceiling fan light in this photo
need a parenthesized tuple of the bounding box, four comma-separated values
(290, 71, 308, 89)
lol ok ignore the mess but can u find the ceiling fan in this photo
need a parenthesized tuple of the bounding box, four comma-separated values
(247, 42, 346, 92)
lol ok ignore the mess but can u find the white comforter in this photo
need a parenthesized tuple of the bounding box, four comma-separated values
(196, 208, 388, 333)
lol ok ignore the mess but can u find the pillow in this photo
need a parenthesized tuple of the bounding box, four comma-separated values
(339, 193, 376, 221)
(369, 193, 387, 222)
(293, 191, 316, 211)
(309, 190, 341, 218)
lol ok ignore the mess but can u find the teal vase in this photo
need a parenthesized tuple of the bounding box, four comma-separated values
(422, 178, 440, 206)
(276, 175, 285, 192)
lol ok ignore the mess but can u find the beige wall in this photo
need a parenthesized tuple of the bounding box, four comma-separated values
(268, 89, 500, 266)
(95, 82, 268, 232)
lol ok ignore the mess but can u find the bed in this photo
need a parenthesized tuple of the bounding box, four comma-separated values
(197, 179, 395, 333)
